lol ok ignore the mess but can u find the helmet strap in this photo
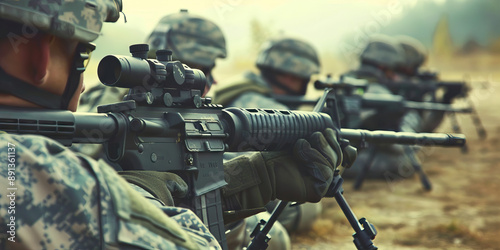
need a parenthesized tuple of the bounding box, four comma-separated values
(0, 43, 87, 110)
(0, 66, 62, 109)
(60, 43, 88, 110)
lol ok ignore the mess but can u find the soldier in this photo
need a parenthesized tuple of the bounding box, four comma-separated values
(0, 2, 343, 249)
(340, 35, 422, 179)
(395, 35, 427, 78)
(342, 34, 405, 86)
(214, 37, 324, 236)
(215, 37, 320, 109)
(395, 35, 448, 133)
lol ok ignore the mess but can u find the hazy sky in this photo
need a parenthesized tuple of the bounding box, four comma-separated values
(86, 0, 424, 83)
(88, 0, 500, 86)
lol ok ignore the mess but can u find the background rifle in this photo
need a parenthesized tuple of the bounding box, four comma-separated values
(0, 45, 465, 250)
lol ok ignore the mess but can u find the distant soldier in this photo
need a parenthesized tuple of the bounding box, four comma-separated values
(341, 35, 422, 179)
(395, 35, 427, 79)
(215, 37, 320, 108)
(395, 35, 449, 133)
(214, 37, 324, 237)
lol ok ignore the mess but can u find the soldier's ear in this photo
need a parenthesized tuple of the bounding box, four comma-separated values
(30, 34, 53, 85)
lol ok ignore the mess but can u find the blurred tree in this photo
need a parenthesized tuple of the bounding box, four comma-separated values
(432, 15, 454, 59)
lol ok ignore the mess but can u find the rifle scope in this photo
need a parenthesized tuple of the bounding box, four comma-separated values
(97, 44, 206, 92)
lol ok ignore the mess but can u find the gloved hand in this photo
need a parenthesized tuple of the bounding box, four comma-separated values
(222, 128, 342, 210)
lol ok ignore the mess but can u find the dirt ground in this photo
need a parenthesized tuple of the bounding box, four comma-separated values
(289, 59, 500, 249)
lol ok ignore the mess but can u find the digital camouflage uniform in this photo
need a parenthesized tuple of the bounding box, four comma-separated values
(0, 133, 219, 249)
(0, 1, 219, 249)
(214, 37, 323, 236)
(341, 35, 422, 179)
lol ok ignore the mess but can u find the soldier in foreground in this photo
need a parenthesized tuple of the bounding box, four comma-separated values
(214, 37, 324, 236)
(0, 3, 342, 249)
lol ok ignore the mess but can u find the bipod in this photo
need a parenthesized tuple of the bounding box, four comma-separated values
(404, 146, 432, 191)
(467, 99, 487, 140)
(327, 172, 378, 250)
(353, 147, 376, 190)
(315, 87, 378, 249)
(463, 74, 487, 140)
(246, 200, 288, 250)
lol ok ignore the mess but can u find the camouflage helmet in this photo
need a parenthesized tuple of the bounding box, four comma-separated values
(396, 35, 427, 69)
(0, 0, 122, 42)
(360, 35, 405, 70)
(146, 10, 226, 69)
(256, 37, 320, 79)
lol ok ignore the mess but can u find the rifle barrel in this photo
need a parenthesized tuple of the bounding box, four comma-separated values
(340, 129, 466, 147)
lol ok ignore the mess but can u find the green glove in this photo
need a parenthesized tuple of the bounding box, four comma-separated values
(223, 128, 342, 210)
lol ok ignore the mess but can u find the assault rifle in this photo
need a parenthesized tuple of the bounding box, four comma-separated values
(278, 79, 472, 129)
(0, 44, 466, 250)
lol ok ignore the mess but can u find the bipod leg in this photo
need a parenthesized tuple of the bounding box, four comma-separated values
(404, 146, 432, 191)
(334, 188, 377, 250)
(353, 147, 376, 190)
(448, 112, 468, 153)
(468, 100, 487, 140)
(246, 200, 288, 250)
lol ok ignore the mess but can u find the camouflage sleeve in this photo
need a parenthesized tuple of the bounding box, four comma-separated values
(0, 133, 220, 249)
(228, 92, 289, 110)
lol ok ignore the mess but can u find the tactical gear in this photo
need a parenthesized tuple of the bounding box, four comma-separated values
(360, 35, 405, 70)
(146, 9, 226, 69)
(396, 35, 427, 69)
(0, 0, 122, 42)
(222, 128, 341, 208)
(256, 37, 320, 79)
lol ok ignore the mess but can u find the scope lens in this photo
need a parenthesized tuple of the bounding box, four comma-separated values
(98, 56, 122, 86)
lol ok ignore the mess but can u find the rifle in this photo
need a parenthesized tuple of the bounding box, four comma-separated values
(277, 80, 472, 129)
(0, 44, 466, 250)
(394, 71, 486, 140)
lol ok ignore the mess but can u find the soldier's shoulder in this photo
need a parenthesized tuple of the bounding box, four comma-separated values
(0, 133, 81, 166)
